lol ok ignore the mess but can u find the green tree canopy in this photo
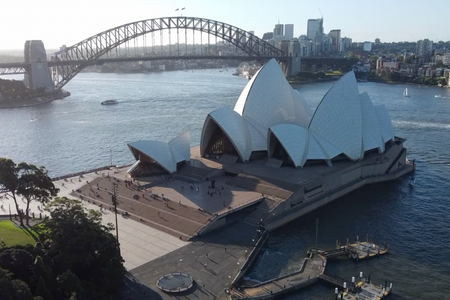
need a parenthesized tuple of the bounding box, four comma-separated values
(0, 158, 59, 226)
(44, 197, 125, 299)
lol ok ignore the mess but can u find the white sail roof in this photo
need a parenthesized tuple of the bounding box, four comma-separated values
(374, 104, 394, 144)
(169, 131, 191, 163)
(360, 93, 384, 153)
(201, 108, 252, 162)
(128, 140, 177, 173)
(234, 59, 312, 150)
(128, 132, 191, 174)
(308, 71, 362, 160)
(269, 124, 309, 168)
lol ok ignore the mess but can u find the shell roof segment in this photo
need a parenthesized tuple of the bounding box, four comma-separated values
(203, 108, 252, 162)
(308, 71, 362, 160)
(128, 132, 191, 174)
(234, 59, 313, 149)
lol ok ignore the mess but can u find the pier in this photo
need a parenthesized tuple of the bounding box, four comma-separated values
(230, 240, 391, 300)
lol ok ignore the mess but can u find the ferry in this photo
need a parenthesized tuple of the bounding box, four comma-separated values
(101, 99, 118, 105)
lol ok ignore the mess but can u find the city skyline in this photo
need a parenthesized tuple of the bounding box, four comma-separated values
(1, 0, 449, 50)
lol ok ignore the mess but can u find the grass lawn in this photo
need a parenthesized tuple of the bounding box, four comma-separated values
(0, 220, 38, 247)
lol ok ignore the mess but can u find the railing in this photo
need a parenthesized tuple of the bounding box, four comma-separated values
(231, 229, 269, 287)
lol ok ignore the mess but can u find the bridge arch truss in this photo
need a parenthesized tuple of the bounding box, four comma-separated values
(51, 17, 285, 89)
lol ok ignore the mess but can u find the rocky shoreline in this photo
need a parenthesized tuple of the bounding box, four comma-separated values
(0, 90, 71, 109)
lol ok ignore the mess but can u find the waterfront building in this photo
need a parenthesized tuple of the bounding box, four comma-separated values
(284, 24, 294, 40)
(440, 53, 450, 66)
(201, 59, 395, 168)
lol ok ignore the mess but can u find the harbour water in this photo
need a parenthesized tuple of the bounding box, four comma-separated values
(1, 70, 450, 299)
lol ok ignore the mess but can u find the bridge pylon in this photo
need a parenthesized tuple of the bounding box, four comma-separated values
(24, 40, 55, 92)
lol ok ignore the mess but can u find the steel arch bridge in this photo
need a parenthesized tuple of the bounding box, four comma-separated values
(51, 16, 285, 89)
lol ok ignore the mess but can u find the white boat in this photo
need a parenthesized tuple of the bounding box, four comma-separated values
(101, 99, 118, 105)
(403, 88, 410, 97)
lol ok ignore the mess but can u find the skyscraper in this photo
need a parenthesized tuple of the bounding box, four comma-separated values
(416, 39, 433, 56)
(307, 18, 323, 40)
(329, 29, 341, 52)
(285, 24, 294, 40)
(274, 24, 284, 37)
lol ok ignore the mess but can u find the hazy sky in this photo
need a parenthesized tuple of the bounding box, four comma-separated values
(1, 0, 448, 50)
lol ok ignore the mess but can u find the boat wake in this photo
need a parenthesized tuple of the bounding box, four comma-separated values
(393, 120, 450, 130)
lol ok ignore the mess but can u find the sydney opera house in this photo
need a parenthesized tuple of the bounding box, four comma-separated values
(201, 59, 394, 168)
(127, 59, 414, 230)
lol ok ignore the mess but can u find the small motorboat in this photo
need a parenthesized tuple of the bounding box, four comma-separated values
(101, 99, 118, 105)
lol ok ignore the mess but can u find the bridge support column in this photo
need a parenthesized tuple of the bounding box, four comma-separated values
(290, 54, 301, 76)
(24, 40, 55, 92)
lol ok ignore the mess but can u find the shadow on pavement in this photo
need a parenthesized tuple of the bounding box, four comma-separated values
(120, 275, 163, 300)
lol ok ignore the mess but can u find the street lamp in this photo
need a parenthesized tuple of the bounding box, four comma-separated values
(111, 182, 120, 252)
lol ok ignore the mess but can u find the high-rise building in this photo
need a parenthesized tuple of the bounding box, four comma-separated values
(262, 32, 274, 41)
(363, 41, 372, 52)
(274, 24, 284, 37)
(374, 38, 381, 45)
(279, 39, 290, 56)
(285, 24, 294, 40)
(329, 29, 341, 52)
(416, 39, 433, 56)
(307, 18, 323, 40)
(341, 37, 352, 53)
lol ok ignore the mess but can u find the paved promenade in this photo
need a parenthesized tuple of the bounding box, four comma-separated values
(0, 170, 189, 270)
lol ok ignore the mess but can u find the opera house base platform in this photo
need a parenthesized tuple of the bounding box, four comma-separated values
(187, 137, 415, 234)
(81, 137, 413, 244)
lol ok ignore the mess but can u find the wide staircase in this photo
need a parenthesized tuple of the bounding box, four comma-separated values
(226, 173, 298, 199)
(236, 197, 280, 227)
(175, 164, 218, 183)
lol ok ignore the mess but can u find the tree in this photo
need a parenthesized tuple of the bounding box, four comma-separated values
(44, 197, 125, 299)
(0, 268, 34, 300)
(0, 158, 59, 226)
(0, 248, 35, 285)
(57, 270, 84, 300)
(16, 162, 59, 226)
(0, 158, 24, 225)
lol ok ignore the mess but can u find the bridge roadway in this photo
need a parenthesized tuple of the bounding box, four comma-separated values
(0, 56, 352, 69)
